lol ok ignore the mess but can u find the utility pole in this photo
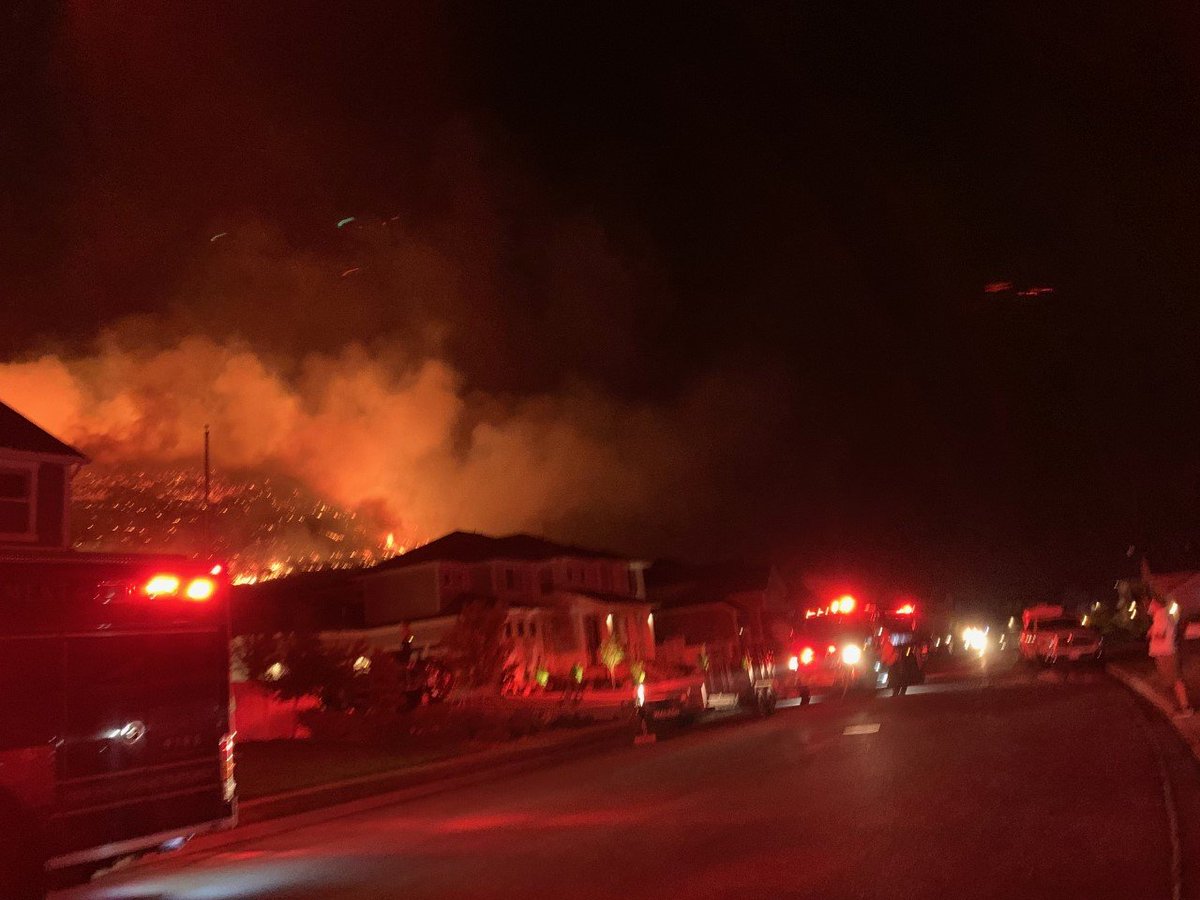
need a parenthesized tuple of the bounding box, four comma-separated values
(203, 424, 211, 558)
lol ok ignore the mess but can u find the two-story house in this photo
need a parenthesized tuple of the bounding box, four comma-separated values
(645, 560, 792, 669)
(343, 531, 654, 682)
(0, 400, 87, 550)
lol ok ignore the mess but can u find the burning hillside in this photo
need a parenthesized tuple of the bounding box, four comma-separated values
(72, 465, 403, 581)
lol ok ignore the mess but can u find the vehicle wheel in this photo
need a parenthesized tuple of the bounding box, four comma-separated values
(0, 815, 46, 900)
(799, 688, 811, 706)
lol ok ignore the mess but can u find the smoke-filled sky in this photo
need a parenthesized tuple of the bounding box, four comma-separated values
(4, 3, 1200, 598)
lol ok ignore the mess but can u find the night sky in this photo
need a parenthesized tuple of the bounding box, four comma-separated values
(5, 2, 1200, 603)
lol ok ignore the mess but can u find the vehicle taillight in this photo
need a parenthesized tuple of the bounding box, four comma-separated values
(184, 577, 216, 602)
(799, 647, 815, 666)
(144, 574, 181, 597)
(219, 732, 237, 803)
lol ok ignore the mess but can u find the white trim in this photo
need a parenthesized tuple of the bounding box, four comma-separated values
(0, 459, 37, 543)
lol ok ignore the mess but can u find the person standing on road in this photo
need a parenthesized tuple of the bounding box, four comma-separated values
(1148, 595, 1194, 717)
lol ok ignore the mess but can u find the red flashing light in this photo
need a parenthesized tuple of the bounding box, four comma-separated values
(184, 577, 216, 602)
(210, 564, 223, 576)
(144, 574, 181, 597)
(894, 603, 916, 616)
(837, 595, 857, 614)
(799, 647, 815, 666)
(144, 573, 216, 601)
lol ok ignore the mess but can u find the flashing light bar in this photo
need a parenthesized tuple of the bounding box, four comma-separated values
(806, 594, 859, 618)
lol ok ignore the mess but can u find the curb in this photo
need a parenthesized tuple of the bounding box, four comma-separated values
(1107, 662, 1200, 762)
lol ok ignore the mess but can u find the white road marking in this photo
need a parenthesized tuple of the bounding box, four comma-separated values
(843, 723, 881, 735)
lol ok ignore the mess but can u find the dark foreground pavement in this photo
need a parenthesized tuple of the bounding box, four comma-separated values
(56, 669, 1200, 900)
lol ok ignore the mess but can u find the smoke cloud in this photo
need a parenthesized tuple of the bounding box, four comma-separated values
(0, 331, 791, 558)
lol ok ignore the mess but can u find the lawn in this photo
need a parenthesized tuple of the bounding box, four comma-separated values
(235, 740, 456, 800)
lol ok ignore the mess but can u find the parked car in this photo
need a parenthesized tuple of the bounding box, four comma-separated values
(1019, 610, 1102, 664)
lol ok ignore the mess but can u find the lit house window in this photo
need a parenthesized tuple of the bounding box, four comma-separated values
(0, 466, 36, 541)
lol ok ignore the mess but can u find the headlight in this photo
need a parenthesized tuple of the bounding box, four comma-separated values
(787, 655, 800, 671)
(962, 627, 988, 653)
(841, 644, 863, 666)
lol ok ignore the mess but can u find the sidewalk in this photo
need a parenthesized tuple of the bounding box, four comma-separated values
(1107, 657, 1200, 760)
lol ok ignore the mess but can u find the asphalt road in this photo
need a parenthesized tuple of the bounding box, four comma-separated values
(57, 664, 1200, 900)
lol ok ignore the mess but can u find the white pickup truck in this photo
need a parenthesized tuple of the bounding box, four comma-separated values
(1020, 604, 1103, 664)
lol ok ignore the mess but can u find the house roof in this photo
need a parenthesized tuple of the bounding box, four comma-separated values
(0, 400, 87, 461)
(373, 531, 626, 571)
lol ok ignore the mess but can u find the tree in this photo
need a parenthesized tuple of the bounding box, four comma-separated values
(233, 632, 282, 683)
(629, 659, 646, 685)
(441, 599, 514, 691)
(272, 631, 357, 709)
(599, 635, 625, 687)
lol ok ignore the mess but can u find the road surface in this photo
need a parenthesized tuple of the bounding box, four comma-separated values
(57, 664, 1200, 899)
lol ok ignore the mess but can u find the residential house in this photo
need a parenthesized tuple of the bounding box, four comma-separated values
(0, 400, 87, 550)
(347, 531, 654, 682)
(646, 560, 792, 669)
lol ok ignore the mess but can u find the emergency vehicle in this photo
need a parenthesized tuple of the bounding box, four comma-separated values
(781, 596, 922, 701)
(0, 551, 236, 898)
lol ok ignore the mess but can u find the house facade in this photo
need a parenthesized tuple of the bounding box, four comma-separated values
(646, 561, 792, 669)
(350, 532, 654, 683)
(0, 400, 87, 550)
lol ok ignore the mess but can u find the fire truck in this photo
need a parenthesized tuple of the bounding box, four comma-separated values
(0, 550, 237, 898)
(779, 596, 926, 701)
